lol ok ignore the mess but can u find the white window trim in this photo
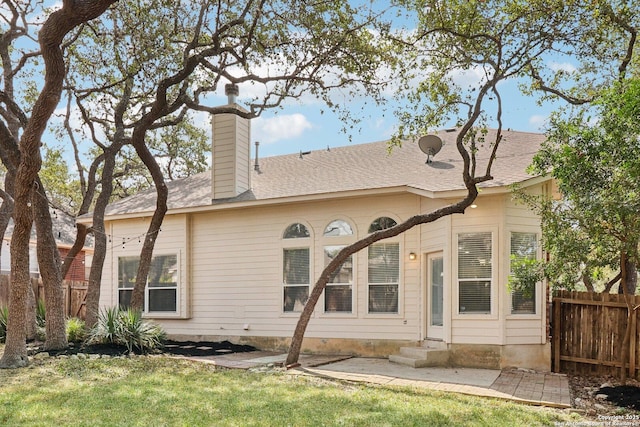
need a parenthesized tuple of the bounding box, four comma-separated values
(366, 241, 402, 317)
(506, 229, 543, 320)
(452, 228, 499, 320)
(280, 221, 313, 317)
(320, 245, 356, 317)
(116, 251, 183, 319)
(281, 246, 312, 315)
(319, 217, 357, 318)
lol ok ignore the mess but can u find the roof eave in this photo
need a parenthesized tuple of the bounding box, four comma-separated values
(84, 175, 550, 225)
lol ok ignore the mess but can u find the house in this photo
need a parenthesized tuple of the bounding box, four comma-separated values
(1, 211, 92, 281)
(81, 100, 552, 371)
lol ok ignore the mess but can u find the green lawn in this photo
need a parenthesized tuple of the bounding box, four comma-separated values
(0, 354, 581, 426)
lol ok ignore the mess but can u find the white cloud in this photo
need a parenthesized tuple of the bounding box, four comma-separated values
(448, 65, 489, 89)
(529, 115, 548, 130)
(253, 114, 313, 144)
(548, 62, 577, 73)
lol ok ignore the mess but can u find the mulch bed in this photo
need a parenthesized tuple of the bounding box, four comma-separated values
(597, 385, 640, 411)
(29, 340, 257, 358)
(569, 373, 640, 416)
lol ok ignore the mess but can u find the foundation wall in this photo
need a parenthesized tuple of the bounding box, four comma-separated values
(168, 334, 551, 371)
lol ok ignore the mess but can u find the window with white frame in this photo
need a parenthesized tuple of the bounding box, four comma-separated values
(368, 243, 399, 313)
(323, 245, 353, 312)
(322, 220, 354, 313)
(368, 216, 397, 233)
(458, 232, 492, 314)
(324, 219, 353, 237)
(118, 254, 178, 313)
(283, 223, 310, 312)
(510, 232, 538, 314)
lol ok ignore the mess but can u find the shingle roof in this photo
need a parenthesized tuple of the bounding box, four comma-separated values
(103, 128, 545, 217)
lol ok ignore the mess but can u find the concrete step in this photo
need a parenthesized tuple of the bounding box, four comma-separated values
(423, 339, 447, 350)
(389, 347, 450, 368)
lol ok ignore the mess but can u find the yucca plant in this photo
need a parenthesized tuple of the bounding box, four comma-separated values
(117, 308, 166, 353)
(0, 306, 8, 343)
(86, 307, 165, 353)
(86, 306, 121, 346)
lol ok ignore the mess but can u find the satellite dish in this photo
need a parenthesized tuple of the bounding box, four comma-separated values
(418, 135, 443, 163)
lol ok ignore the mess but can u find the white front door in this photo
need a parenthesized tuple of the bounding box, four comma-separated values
(427, 253, 444, 340)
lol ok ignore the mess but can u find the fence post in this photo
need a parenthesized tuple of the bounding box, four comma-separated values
(553, 293, 561, 373)
(631, 304, 637, 379)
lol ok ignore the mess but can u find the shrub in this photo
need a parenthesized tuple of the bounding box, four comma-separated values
(117, 309, 166, 353)
(66, 317, 86, 343)
(87, 307, 166, 353)
(0, 306, 7, 343)
(87, 306, 120, 345)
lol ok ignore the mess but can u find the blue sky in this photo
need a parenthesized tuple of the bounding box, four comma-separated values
(206, 73, 564, 159)
(34, 1, 571, 162)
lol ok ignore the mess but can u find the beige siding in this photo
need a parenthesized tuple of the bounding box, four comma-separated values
(504, 184, 546, 345)
(211, 113, 250, 199)
(99, 187, 548, 348)
(449, 195, 505, 345)
(100, 215, 190, 318)
(103, 193, 426, 342)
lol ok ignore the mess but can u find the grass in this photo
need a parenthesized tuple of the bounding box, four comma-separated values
(0, 354, 582, 427)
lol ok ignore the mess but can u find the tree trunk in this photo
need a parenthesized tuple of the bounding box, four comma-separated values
(0, 186, 33, 368)
(285, 196, 476, 366)
(25, 284, 37, 341)
(285, 80, 500, 366)
(0, 0, 116, 369)
(129, 137, 168, 311)
(33, 181, 67, 350)
(84, 149, 118, 328)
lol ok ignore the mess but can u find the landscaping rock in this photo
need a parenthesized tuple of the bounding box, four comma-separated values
(33, 352, 50, 360)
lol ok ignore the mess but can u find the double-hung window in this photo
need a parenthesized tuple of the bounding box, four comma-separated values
(323, 219, 354, 313)
(510, 232, 538, 314)
(367, 217, 399, 314)
(323, 245, 353, 312)
(283, 223, 311, 312)
(368, 243, 399, 313)
(458, 232, 492, 314)
(118, 254, 178, 313)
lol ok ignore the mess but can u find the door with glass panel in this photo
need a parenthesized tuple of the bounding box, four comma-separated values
(427, 253, 444, 340)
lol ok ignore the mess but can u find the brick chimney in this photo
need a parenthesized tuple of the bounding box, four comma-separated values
(211, 84, 251, 200)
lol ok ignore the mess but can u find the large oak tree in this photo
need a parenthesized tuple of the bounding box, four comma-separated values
(0, 0, 118, 369)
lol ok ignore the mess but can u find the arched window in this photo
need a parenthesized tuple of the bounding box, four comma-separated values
(283, 223, 310, 239)
(323, 220, 353, 237)
(368, 216, 397, 233)
(282, 223, 310, 312)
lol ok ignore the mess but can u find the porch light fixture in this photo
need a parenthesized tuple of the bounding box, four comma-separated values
(409, 252, 417, 261)
(470, 204, 478, 209)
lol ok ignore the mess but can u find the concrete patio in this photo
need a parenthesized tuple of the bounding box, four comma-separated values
(176, 350, 571, 408)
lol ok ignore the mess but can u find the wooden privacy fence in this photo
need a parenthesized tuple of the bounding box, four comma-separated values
(0, 275, 88, 319)
(552, 290, 640, 377)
